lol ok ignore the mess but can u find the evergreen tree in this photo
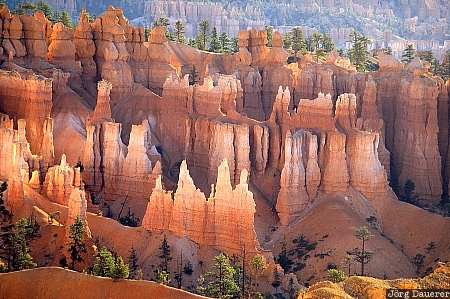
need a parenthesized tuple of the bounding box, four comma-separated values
(174, 251, 184, 288)
(311, 32, 322, 51)
(249, 254, 267, 297)
(144, 28, 151, 42)
(92, 247, 116, 277)
(10, 218, 38, 271)
(188, 38, 196, 48)
(158, 235, 172, 272)
(219, 32, 230, 53)
(35, 1, 55, 22)
(196, 20, 209, 51)
(417, 51, 439, 74)
(283, 32, 292, 50)
(128, 247, 142, 279)
(154, 17, 173, 41)
(328, 269, 346, 282)
(196, 253, 240, 298)
(265, 26, 273, 47)
(209, 27, 221, 53)
(58, 11, 73, 28)
(271, 268, 282, 293)
(439, 50, 450, 80)
(155, 269, 170, 284)
(401, 44, 416, 64)
(403, 179, 416, 203)
(348, 31, 371, 72)
(174, 20, 185, 44)
(276, 238, 292, 272)
(68, 216, 86, 270)
(291, 27, 306, 57)
(14, 2, 36, 15)
(112, 256, 129, 279)
(0, 182, 13, 271)
(321, 33, 335, 53)
(231, 37, 239, 53)
(347, 226, 373, 276)
(92, 247, 129, 279)
(118, 208, 139, 227)
(153, 17, 169, 28)
(188, 65, 199, 86)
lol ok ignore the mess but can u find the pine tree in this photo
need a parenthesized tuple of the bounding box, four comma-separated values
(155, 269, 171, 285)
(144, 28, 151, 42)
(68, 216, 86, 270)
(276, 238, 292, 272)
(92, 247, 129, 279)
(174, 20, 185, 44)
(347, 226, 373, 276)
(174, 251, 184, 288)
(219, 32, 230, 53)
(154, 17, 173, 41)
(265, 26, 273, 47)
(249, 254, 267, 297)
(10, 218, 38, 271)
(188, 65, 199, 86)
(196, 20, 209, 51)
(196, 253, 240, 298)
(14, 2, 36, 15)
(271, 268, 282, 293)
(0, 182, 12, 271)
(417, 51, 439, 74)
(291, 27, 306, 57)
(158, 235, 172, 272)
(401, 44, 416, 64)
(188, 38, 196, 48)
(321, 33, 335, 53)
(112, 256, 129, 279)
(283, 32, 292, 50)
(439, 50, 450, 80)
(36, 1, 55, 22)
(231, 37, 239, 53)
(209, 27, 221, 53)
(92, 247, 116, 277)
(348, 31, 371, 72)
(128, 247, 142, 279)
(58, 11, 73, 28)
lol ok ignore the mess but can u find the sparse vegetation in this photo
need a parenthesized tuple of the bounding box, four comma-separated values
(347, 226, 373, 276)
(327, 268, 347, 283)
(68, 216, 87, 270)
(196, 253, 240, 298)
(92, 247, 129, 279)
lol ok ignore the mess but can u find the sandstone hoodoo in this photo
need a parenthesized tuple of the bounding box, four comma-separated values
(0, 3, 449, 298)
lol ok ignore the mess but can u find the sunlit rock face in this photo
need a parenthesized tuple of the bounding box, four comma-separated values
(142, 159, 259, 255)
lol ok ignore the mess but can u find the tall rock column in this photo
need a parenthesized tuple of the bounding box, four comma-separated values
(276, 130, 310, 225)
(320, 131, 349, 193)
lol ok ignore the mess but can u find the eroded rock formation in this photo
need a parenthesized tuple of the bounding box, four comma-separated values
(143, 160, 259, 255)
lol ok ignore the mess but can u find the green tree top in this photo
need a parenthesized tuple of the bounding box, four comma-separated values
(58, 11, 73, 28)
(68, 216, 87, 270)
(348, 31, 371, 72)
(92, 247, 129, 279)
(401, 44, 416, 64)
(196, 20, 209, 51)
(196, 253, 240, 298)
(209, 27, 221, 53)
(158, 235, 172, 272)
(174, 20, 185, 44)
